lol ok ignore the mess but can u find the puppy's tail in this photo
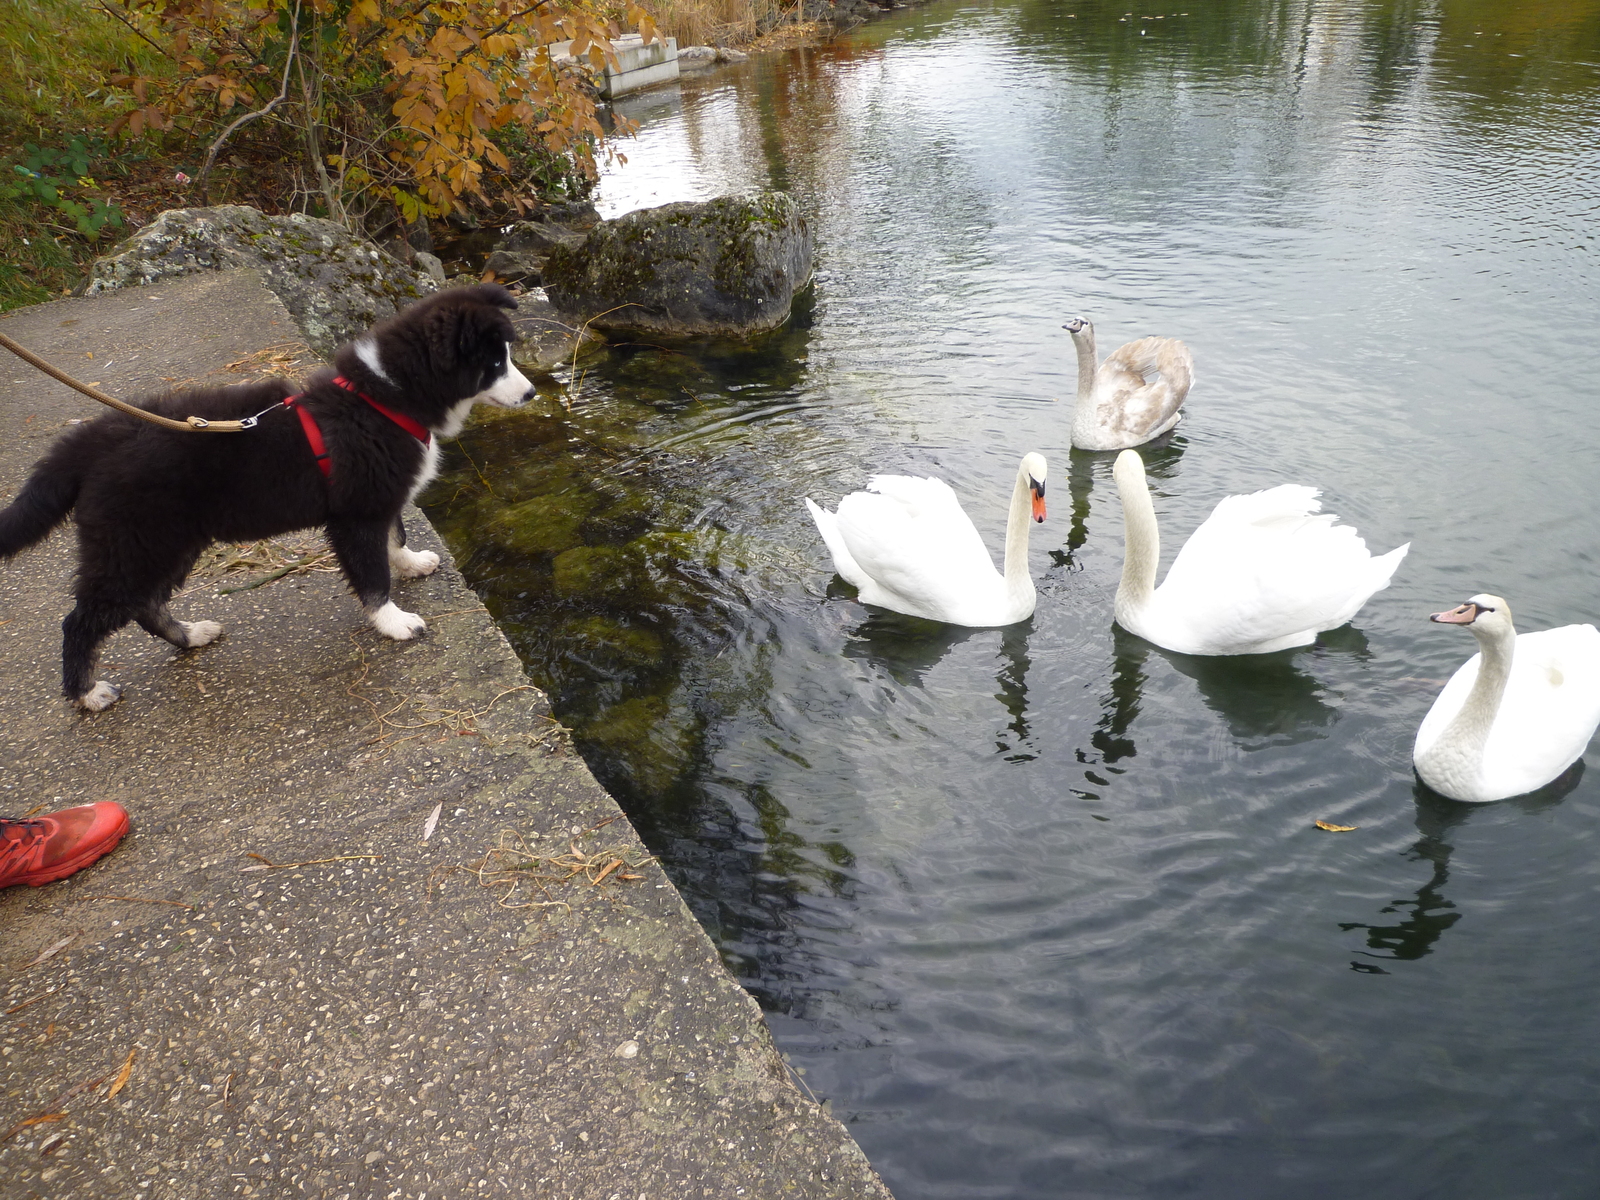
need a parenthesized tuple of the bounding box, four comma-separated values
(0, 453, 81, 559)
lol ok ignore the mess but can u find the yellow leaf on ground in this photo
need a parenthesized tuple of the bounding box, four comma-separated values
(106, 1048, 137, 1100)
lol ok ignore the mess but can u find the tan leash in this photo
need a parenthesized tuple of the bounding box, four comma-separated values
(0, 331, 251, 433)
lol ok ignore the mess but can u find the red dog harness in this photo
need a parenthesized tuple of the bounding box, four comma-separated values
(283, 375, 431, 479)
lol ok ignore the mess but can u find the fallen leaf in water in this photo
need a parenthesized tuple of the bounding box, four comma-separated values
(1315, 820, 1358, 832)
(106, 1048, 137, 1100)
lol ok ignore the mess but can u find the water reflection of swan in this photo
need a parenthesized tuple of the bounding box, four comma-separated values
(1091, 630, 1150, 768)
(839, 608, 990, 685)
(1101, 627, 1346, 750)
(1111, 450, 1409, 655)
(1414, 595, 1600, 803)
(1160, 639, 1345, 747)
(838, 612, 1036, 756)
(1063, 317, 1194, 450)
(1058, 443, 1186, 571)
(1340, 825, 1463, 970)
(805, 454, 1048, 626)
(1340, 769, 1584, 969)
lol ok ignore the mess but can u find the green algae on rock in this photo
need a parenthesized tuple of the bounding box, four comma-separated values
(543, 193, 814, 338)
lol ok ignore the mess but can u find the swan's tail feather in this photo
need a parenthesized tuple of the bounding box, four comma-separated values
(1319, 540, 1409, 631)
(805, 497, 866, 589)
(1363, 540, 1410, 593)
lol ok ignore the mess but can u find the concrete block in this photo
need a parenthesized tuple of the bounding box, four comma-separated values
(546, 35, 680, 98)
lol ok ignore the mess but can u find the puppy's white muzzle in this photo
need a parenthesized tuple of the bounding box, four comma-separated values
(479, 343, 533, 408)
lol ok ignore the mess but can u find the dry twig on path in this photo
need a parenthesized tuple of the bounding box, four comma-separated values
(449, 822, 653, 911)
(343, 629, 556, 753)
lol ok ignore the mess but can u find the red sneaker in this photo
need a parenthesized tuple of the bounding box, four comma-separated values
(0, 802, 130, 888)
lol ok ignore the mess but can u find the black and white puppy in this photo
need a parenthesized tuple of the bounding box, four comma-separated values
(0, 283, 532, 711)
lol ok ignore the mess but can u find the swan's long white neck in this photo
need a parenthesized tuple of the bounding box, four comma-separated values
(1430, 618, 1516, 771)
(1114, 458, 1159, 627)
(1003, 462, 1038, 604)
(1069, 324, 1100, 445)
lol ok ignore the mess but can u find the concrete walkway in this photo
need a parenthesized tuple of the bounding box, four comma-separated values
(0, 271, 892, 1200)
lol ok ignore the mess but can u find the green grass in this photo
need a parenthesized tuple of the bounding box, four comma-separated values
(1, 0, 170, 147)
(0, 0, 172, 309)
(0, 203, 83, 307)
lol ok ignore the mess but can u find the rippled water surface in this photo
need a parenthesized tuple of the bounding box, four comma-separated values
(424, 2, 1600, 1195)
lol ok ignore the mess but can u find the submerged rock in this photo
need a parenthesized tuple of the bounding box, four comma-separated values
(509, 289, 605, 374)
(542, 193, 813, 338)
(86, 205, 437, 357)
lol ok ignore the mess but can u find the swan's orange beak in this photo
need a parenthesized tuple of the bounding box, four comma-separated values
(1030, 480, 1046, 523)
(1430, 602, 1479, 625)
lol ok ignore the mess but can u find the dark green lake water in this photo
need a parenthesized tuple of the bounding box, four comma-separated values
(424, 1, 1600, 1194)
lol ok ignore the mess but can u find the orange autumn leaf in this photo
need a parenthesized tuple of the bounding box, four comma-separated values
(106, 1048, 137, 1100)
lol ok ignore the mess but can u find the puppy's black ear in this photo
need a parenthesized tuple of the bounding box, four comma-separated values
(473, 282, 518, 311)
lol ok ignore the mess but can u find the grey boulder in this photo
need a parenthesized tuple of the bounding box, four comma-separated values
(87, 205, 437, 357)
(482, 218, 591, 285)
(542, 193, 813, 337)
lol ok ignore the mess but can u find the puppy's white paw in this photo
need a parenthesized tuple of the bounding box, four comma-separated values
(390, 547, 440, 579)
(370, 601, 426, 641)
(77, 681, 123, 712)
(182, 619, 224, 647)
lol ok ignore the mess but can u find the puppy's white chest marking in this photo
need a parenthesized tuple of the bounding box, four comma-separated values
(408, 438, 443, 503)
(435, 391, 485, 439)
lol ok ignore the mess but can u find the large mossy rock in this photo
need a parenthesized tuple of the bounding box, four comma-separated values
(87, 206, 437, 357)
(542, 193, 813, 337)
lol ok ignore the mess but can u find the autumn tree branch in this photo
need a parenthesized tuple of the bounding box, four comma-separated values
(196, 0, 301, 204)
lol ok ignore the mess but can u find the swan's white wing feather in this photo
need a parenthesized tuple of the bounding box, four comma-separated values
(1482, 625, 1600, 795)
(1153, 485, 1406, 653)
(860, 475, 989, 567)
(861, 473, 966, 521)
(828, 476, 1004, 622)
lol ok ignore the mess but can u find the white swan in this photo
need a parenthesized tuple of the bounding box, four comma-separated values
(1413, 595, 1600, 803)
(1064, 317, 1195, 451)
(804, 453, 1048, 627)
(1112, 450, 1408, 655)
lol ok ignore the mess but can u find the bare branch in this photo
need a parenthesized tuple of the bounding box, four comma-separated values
(197, 1, 301, 204)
